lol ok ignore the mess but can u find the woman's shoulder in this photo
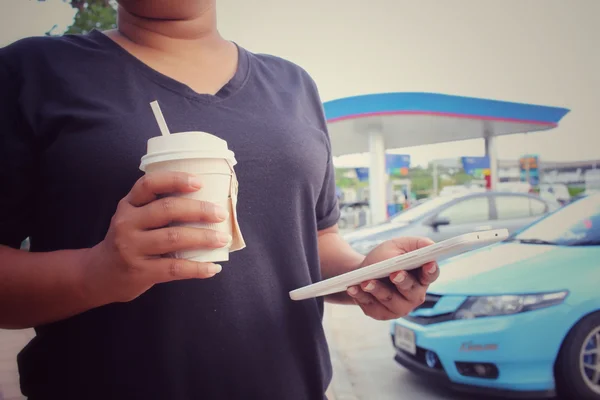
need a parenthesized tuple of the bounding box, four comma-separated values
(0, 30, 110, 75)
(244, 47, 318, 90)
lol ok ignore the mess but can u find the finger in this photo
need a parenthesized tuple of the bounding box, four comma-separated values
(137, 227, 231, 255)
(389, 270, 425, 303)
(362, 237, 435, 268)
(134, 197, 228, 229)
(348, 285, 399, 320)
(419, 261, 440, 286)
(127, 172, 203, 207)
(387, 236, 435, 254)
(361, 280, 413, 316)
(346, 286, 376, 306)
(147, 257, 223, 283)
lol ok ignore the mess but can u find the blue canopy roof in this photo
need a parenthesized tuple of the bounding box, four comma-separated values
(322, 92, 570, 157)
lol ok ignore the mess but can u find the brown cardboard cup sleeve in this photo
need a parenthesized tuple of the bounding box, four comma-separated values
(228, 164, 246, 252)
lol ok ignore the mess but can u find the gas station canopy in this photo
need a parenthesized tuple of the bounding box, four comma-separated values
(323, 92, 570, 224)
(323, 92, 570, 157)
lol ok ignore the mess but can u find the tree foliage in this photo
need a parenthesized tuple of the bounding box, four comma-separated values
(66, 0, 117, 34)
(44, 0, 117, 36)
(335, 160, 475, 199)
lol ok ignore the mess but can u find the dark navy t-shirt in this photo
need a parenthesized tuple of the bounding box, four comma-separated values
(0, 30, 340, 400)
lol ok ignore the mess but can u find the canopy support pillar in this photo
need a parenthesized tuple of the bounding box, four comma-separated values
(485, 134, 499, 191)
(368, 129, 387, 224)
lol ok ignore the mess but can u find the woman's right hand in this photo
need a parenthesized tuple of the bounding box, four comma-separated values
(84, 171, 230, 304)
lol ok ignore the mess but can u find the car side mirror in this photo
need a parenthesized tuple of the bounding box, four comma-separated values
(430, 216, 450, 228)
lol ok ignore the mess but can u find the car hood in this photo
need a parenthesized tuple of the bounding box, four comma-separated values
(342, 221, 409, 242)
(429, 242, 600, 295)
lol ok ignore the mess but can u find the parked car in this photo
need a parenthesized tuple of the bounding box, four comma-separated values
(496, 181, 532, 194)
(391, 192, 600, 399)
(573, 189, 600, 202)
(439, 184, 486, 197)
(343, 191, 559, 255)
(540, 183, 571, 206)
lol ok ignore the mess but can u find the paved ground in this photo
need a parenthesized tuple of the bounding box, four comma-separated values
(324, 303, 471, 400)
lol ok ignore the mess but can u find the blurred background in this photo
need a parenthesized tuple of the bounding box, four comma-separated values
(1, 1, 599, 399)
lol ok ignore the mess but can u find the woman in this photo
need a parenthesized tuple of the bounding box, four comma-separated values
(0, 1, 439, 399)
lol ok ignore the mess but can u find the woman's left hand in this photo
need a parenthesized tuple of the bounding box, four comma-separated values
(346, 237, 440, 320)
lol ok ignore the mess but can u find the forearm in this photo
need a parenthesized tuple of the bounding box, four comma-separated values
(0, 245, 106, 329)
(318, 227, 365, 305)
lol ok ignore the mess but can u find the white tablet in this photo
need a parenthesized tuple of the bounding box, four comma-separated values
(289, 229, 509, 301)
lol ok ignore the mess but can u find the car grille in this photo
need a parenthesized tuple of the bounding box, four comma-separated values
(415, 294, 442, 310)
(403, 313, 455, 325)
(405, 294, 456, 325)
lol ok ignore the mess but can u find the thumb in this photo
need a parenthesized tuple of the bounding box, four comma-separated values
(362, 237, 435, 266)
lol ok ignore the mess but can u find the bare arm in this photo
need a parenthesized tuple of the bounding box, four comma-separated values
(317, 224, 365, 305)
(0, 246, 103, 329)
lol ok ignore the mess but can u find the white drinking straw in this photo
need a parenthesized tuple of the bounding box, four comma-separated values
(150, 100, 171, 136)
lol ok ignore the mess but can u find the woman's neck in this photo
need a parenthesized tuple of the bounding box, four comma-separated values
(111, 3, 227, 56)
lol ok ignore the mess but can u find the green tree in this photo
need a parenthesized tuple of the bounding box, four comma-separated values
(335, 168, 368, 190)
(407, 166, 433, 195)
(44, 0, 117, 36)
(452, 171, 473, 185)
(66, 0, 117, 34)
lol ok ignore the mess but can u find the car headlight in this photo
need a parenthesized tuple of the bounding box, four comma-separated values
(454, 291, 568, 320)
(351, 239, 382, 255)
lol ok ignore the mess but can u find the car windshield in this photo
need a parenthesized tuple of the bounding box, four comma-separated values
(512, 194, 600, 246)
(390, 196, 456, 223)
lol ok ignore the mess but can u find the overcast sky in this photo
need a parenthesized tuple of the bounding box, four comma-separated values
(2, 0, 598, 167)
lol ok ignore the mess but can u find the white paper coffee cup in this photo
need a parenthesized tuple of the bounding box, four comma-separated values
(139, 131, 245, 263)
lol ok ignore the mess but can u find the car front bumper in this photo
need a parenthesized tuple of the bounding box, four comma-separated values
(391, 304, 572, 398)
(393, 350, 555, 399)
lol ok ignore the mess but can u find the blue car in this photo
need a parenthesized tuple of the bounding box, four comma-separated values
(391, 193, 600, 399)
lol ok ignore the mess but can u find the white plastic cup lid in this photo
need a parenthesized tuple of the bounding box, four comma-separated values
(139, 131, 237, 171)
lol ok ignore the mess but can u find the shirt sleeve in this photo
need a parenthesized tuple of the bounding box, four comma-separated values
(315, 146, 341, 231)
(0, 51, 37, 249)
(302, 72, 341, 231)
